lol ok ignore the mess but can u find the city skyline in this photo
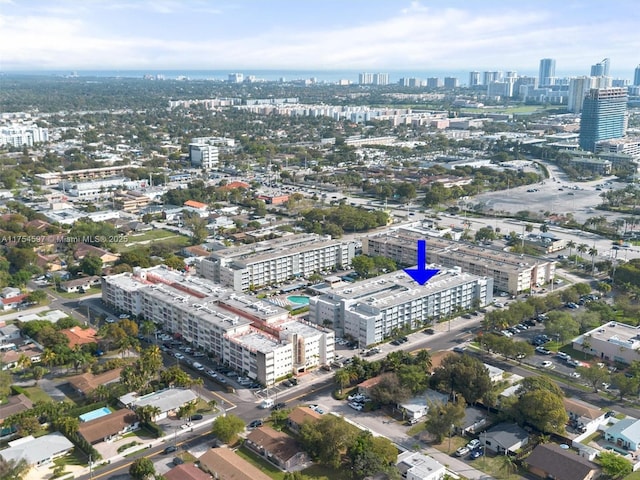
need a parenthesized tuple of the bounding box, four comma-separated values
(0, 0, 639, 75)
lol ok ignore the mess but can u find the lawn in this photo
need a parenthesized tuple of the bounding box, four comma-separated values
(53, 286, 102, 299)
(116, 231, 190, 252)
(235, 446, 286, 479)
(301, 463, 352, 480)
(22, 385, 56, 403)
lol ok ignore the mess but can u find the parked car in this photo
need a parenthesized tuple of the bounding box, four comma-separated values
(348, 402, 363, 411)
(173, 457, 184, 466)
(455, 446, 470, 457)
(271, 402, 287, 411)
(535, 346, 552, 355)
(163, 445, 177, 454)
(174, 353, 185, 360)
(191, 414, 203, 421)
(470, 447, 484, 459)
(466, 439, 481, 450)
(541, 360, 554, 369)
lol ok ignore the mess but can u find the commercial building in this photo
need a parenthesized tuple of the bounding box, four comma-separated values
(309, 267, 492, 346)
(198, 233, 357, 291)
(573, 321, 640, 365)
(591, 58, 611, 77)
(102, 266, 333, 384)
(363, 227, 555, 294)
(189, 143, 219, 170)
(35, 165, 131, 186)
(539, 58, 556, 86)
(579, 88, 628, 152)
(635, 65, 640, 86)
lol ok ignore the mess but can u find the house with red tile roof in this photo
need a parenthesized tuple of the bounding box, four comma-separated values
(60, 327, 97, 347)
(184, 200, 209, 210)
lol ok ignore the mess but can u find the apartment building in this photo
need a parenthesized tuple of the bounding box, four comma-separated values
(198, 233, 357, 291)
(363, 227, 555, 294)
(309, 268, 492, 347)
(35, 165, 131, 186)
(102, 266, 333, 384)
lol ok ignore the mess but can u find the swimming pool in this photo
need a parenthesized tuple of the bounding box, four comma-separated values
(288, 295, 310, 306)
(79, 406, 112, 423)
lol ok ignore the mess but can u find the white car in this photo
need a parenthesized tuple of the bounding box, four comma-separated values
(455, 446, 470, 457)
(466, 439, 481, 450)
(348, 402, 363, 411)
(570, 372, 581, 378)
(541, 360, 554, 368)
(174, 353, 185, 360)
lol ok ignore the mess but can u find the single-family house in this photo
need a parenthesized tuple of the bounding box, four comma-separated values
(0, 287, 21, 300)
(482, 422, 529, 455)
(60, 327, 97, 347)
(287, 406, 322, 434)
(198, 447, 271, 480)
(59, 276, 102, 293)
(78, 409, 139, 445)
(184, 200, 209, 211)
(526, 443, 600, 480)
(399, 389, 449, 421)
(0, 324, 21, 344)
(456, 406, 489, 436)
(245, 425, 308, 471)
(358, 376, 383, 396)
(1, 345, 42, 370)
(0, 394, 34, 424)
(73, 243, 119, 264)
(563, 397, 605, 434)
(165, 462, 212, 480)
(604, 417, 640, 451)
(67, 368, 123, 396)
(119, 388, 199, 421)
(396, 451, 446, 480)
(485, 363, 505, 382)
(0, 432, 74, 467)
(181, 245, 210, 258)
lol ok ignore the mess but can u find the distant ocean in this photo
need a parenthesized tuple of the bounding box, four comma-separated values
(3, 68, 634, 85)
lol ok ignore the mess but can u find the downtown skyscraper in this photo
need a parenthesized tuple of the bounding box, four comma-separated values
(579, 87, 628, 152)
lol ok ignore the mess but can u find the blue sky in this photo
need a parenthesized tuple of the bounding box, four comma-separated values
(1, 0, 639, 76)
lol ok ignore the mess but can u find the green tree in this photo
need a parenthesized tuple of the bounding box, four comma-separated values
(599, 451, 633, 479)
(80, 254, 103, 276)
(424, 397, 466, 443)
(514, 389, 567, 433)
(334, 369, 350, 394)
(26, 289, 47, 304)
(31, 365, 47, 385)
(351, 255, 375, 278)
(211, 414, 245, 444)
(369, 372, 411, 406)
(163, 255, 186, 271)
(347, 431, 398, 479)
(299, 414, 358, 469)
(129, 457, 156, 480)
(15, 415, 41, 436)
(430, 354, 493, 404)
(576, 365, 609, 393)
(177, 401, 197, 421)
(611, 373, 639, 401)
(544, 311, 579, 343)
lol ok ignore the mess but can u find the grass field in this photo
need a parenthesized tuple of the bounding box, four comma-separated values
(22, 385, 56, 403)
(116, 229, 190, 252)
(53, 286, 102, 299)
(235, 446, 286, 479)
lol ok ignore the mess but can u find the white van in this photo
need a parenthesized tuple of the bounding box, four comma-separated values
(260, 399, 274, 409)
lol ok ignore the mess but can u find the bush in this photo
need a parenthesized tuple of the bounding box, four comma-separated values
(142, 421, 163, 438)
(10, 385, 28, 396)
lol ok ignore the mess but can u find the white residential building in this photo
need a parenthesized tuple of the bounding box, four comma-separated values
(102, 266, 333, 385)
(309, 268, 492, 347)
(363, 226, 555, 294)
(198, 233, 357, 291)
(397, 451, 446, 480)
(0, 125, 49, 147)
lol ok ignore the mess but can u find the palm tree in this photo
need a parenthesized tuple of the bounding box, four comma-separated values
(334, 369, 350, 394)
(566, 240, 576, 262)
(588, 246, 599, 274)
(414, 349, 432, 372)
(136, 405, 161, 424)
(178, 401, 198, 421)
(41, 349, 56, 369)
(499, 454, 517, 478)
(577, 243, 588, 267)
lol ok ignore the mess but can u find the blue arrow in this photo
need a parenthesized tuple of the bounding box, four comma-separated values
(404, 239, 440, 285)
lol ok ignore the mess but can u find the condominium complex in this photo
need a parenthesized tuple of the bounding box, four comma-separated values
(0, 125, 49, 148)
(102, 266, 334, 385)
(362, 227, 555, 294)
(359, 73, 389, 85)
(198, 233, 358, 291)
(579, 88, 628, 152)
(309, 267, 492, 346)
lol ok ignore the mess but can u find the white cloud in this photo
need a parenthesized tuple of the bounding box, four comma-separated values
(0, 2, 637, 72)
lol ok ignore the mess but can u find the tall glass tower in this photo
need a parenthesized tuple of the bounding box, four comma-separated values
(538, 58, 556, 86)
(579, 87, 628, 152)
(634, 65, 640, 86)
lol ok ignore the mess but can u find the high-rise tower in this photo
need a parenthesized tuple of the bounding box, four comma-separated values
(590, 58, 611, 77)
(579, 87, 628, 152)
(634, 65, 640, 86)
(538, 58, 556, 86)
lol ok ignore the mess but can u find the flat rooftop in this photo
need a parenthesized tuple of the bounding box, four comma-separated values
(581, 321, 640, 349)
(230, 330, 286, 353)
